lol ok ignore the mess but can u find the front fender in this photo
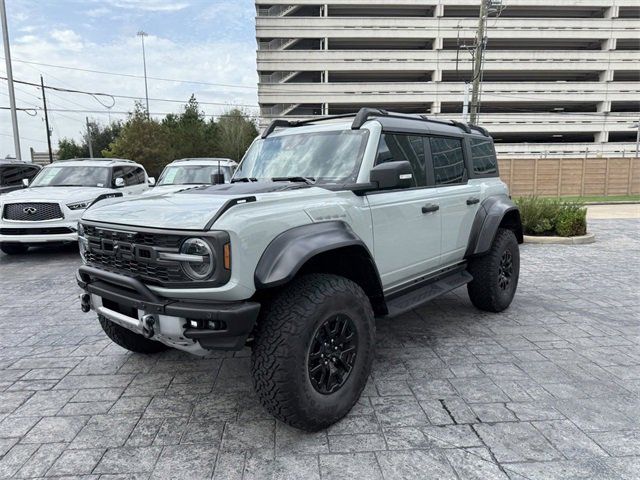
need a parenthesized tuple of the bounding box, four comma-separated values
(466, 195, 522, 257)
(254, 221, 371, 289)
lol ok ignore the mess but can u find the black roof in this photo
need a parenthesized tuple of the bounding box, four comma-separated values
(262, 108, 490, 139)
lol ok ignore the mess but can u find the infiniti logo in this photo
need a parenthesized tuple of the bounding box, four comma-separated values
(23, 207, 37, 215)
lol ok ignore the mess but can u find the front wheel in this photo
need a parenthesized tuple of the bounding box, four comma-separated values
(467, 228, 520, 312)
(251, 274, 375, 431)
(0, 243, 29, 255)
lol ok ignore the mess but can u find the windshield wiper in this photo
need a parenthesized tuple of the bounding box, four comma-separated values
(231, 177, 258, 183)
(271, 176, 316, 185)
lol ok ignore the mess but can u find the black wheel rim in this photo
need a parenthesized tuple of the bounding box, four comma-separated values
(308, 314, 358, 395)
(498, 249, 514, 290)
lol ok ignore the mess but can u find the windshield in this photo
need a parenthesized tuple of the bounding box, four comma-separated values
(158, 165, 233, 185)
(30, 166, 110, 188)
(234, 130, 369, 183)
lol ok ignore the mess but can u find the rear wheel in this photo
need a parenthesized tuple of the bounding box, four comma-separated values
(467, 228, 520, 312)
(98, 315, 169, 354)
(251, 274, 375, 431)
(0, 243, 28, 255)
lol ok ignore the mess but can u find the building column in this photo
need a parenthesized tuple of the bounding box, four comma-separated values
(595, 131, 609, 143)
(432, 70, 442, 82)
(431, 101, 441, 114)
(434, 3, 444, 17)
(602, 37, 617, 51)
(433, 37, 443, 50)
(597, 100, 611, 113)
(605, 5, 619, 18)
(599, 70, 613, 82)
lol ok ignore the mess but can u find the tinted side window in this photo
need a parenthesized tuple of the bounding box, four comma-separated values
(112, 166, 124, 186)
(133, 167, 146, 184)
(376, 134, 427, 187)
(429, 137, 466, 185)
(470, 137, 498, 175)
(118, 166, 144, 186)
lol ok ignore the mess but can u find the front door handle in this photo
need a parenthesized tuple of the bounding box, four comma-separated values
(466, 197, 480, 206)
(422, 203, 439, 214)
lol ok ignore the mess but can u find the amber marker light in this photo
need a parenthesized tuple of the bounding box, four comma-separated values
(223, 243, 231, 270)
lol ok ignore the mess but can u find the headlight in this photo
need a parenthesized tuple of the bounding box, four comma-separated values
(67, 200, 92, 211)
(179, 238, 215, 280)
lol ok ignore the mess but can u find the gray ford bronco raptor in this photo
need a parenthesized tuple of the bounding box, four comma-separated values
(77, 108, 522, 431)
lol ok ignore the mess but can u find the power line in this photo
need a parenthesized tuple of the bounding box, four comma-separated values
(1, 56, 258, 90)
(1, 105, 260, 118)
(0, 76, 258, 109)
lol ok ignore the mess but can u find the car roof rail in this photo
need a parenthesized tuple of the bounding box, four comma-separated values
(468, 124, 490, 137)
(261, 119, 296, 138)
(261, 108, 491, 137)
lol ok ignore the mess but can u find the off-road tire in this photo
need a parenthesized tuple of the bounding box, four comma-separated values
(98, 315, 168, 354)
(251, 274, 375, 431)
(467, 228, 520, 312)
(0, 243, 28, 255)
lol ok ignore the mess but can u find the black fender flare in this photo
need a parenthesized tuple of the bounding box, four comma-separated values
(465, 195, 523, 257)
(254, 221, 381, 291)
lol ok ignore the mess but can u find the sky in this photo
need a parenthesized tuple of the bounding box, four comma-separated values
(0, 0, 258, 160)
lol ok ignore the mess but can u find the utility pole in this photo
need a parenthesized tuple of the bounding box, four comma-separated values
(0, 0, 21, 160)
(40, 76, 53, 163)
(633, 119, 640, 159)
(86, 117, 94, 158)
(470, 0, 490, 125)
(137, 31, 150, 118)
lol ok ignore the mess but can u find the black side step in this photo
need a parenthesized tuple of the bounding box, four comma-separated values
(385, 270, 473, 318)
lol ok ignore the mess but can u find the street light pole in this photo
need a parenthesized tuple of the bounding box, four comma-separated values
(0, 0, 21, 160)
(137, 31, 150, 119)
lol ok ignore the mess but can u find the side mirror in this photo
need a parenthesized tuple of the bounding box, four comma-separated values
(211, 173, 225, 185)
(369, 161, 414, 190)
(114, 177, 125, 188)
(148, 177, 156, 186)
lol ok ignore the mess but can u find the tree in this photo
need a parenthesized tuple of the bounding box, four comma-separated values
(57, 138, 84, 160)
(215, 108, 259, 161)
(103, 102, 172, 176)
(57, 120, 122, 160)
(163, 95, 217, 159)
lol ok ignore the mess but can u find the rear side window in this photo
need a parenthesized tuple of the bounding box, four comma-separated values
(429, 137, 466, 185)
(376, 134, 427, 187)
(115, 166, 145, 186)
(469, 137, 498, 176)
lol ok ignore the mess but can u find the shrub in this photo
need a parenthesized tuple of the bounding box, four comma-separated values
(514, 196, 587, 237)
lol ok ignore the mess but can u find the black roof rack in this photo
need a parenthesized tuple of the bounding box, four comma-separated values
(261, 108, 489, 138)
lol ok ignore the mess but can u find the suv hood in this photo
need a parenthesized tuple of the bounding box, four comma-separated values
(82, 182, 323, 230)
(1, 186, 109, 204)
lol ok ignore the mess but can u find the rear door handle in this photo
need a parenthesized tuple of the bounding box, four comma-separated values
(466, 197, 480, 205)
(422, 203, 440, 214)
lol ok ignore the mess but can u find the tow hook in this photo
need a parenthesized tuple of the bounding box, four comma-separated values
(142, 314, 156, 338)
(79, 293, 91, 313)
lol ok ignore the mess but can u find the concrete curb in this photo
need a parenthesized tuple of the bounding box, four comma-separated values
(524, 233, 596, 245)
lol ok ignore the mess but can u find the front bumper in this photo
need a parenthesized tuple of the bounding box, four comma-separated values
(0, 221, 78, 244)
(77, 265, 260, 351)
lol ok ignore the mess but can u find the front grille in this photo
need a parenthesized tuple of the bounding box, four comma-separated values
(83, 224, 188, 284)
(3, 203, 63, 221)
(0, 227, 73, 235)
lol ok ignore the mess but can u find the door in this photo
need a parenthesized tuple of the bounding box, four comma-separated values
(427, 136, 481, 265)
(367, 133, 442, 290)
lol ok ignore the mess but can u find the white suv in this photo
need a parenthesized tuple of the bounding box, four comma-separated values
(145, 158, 237, 196)
(76, 109, 523, 431)
(0, 158, 150, 254)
